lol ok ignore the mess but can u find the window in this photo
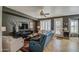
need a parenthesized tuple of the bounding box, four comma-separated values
(30, 22, 33, 29)
(40, 20, 51, 31)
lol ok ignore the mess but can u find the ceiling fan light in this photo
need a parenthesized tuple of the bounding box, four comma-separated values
(40, 10, 44, 15)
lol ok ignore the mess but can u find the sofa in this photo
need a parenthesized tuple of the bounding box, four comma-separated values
(2, 36, 24, 52)
(29, 31, 53, 52)
(29, 34, 47, 52)
(43, 31, 53, 48)
(13, 30, 33, 38)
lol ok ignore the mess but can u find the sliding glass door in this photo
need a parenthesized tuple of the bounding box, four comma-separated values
(70, 20, 78, 34)
(69, 19, 78, 37)
(54, 18, 63, 36)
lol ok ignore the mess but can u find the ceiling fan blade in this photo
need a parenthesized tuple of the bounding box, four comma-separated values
(40, 10, 49, 17)
(44, 13, 49, 15)
(43, 14, 46, 17)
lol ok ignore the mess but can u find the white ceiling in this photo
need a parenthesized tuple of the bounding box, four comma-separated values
(6, 6, 44, 18)
(6, 6, 79, 19)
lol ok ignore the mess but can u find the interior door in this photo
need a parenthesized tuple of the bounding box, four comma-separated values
(54, 18, 63, 36)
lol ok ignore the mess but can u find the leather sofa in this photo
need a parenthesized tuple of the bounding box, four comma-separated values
(29, 31, 53, 52)
(44, 31, 53, 48)
(29, 34, 47, 52)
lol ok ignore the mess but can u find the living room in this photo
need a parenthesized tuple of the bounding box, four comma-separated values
(1, 6, 79, 52)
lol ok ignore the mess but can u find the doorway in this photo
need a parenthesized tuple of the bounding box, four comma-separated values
(69, 18, 78, 37)
(54, 18, 63, 37)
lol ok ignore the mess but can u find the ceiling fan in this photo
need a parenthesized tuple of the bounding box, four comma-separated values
(40, 10, 50, 17)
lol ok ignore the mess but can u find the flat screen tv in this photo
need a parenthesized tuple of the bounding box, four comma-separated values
(19, 23, 28, 29)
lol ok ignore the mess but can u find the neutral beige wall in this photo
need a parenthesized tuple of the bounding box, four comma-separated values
(0, 6, 2, 52)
